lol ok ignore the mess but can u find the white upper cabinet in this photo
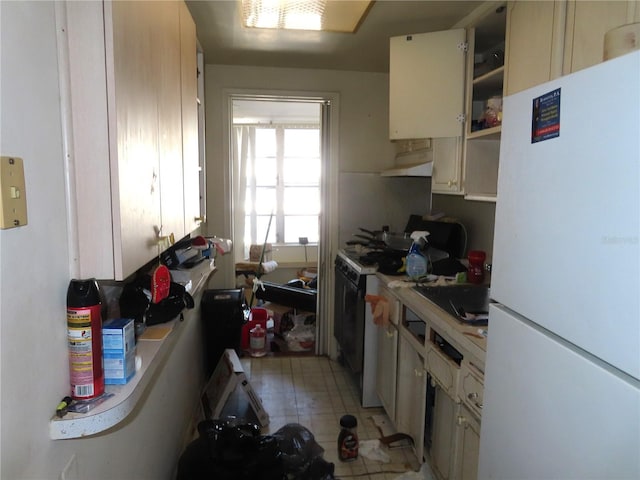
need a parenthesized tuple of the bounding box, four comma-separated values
(462, 4, 507, 201)
(505, 0, 640, 95)
(504, 1, 565, 96)
(563, 0, 639, 74)
(180, 2, 202, 233)
(65, 1, 198, 280)
(156, 1, 187, 246)
(431, 137, 464, 194)
(389, 29, 466, 140)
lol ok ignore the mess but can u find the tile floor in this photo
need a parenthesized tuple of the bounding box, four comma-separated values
(245, 355, 421, 480)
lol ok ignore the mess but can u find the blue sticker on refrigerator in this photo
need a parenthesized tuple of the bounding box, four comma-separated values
(531, 88, 561, 143)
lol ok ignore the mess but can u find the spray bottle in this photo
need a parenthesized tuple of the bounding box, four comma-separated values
(405, 231, 429, 280)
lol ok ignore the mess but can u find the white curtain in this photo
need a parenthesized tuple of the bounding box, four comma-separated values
(233, 125, 254, 262)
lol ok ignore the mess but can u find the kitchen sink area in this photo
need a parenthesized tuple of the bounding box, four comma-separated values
(413, 284, 492, 326)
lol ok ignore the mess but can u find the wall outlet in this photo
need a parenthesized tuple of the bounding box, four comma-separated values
(59, 454, 78, 480)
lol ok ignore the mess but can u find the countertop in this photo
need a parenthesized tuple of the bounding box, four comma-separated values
(50, 259, 216, 440)
(376, 272, 488, 368)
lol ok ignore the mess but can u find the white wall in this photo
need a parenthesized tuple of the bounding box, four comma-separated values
(1, 3, 203, 478)
(204, 64, 397, 288)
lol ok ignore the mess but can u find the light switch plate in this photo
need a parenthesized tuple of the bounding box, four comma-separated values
(0, 156, 28, 229)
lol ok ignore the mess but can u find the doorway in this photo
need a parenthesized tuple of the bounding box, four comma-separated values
(227, 93, 338, 356)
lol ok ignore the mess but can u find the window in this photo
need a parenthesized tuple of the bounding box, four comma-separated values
(243, 125, 321, 246)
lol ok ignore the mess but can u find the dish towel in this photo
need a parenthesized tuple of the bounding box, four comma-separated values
(365, 294, 390, 327)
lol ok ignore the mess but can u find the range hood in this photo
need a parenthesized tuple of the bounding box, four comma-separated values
(380, 161, 433, 177)
(381, 139, 433, 177)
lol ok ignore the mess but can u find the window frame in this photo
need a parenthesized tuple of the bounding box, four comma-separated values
(244, 123, 321, 245)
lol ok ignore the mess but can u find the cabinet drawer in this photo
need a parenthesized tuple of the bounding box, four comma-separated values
(459, 363, 484, 418)
(425, 338, 461, 397)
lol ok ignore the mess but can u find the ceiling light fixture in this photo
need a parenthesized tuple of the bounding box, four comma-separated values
(240, 0, 372, 33)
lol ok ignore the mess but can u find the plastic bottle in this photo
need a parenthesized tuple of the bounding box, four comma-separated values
(242, 307, 268, 351)
(249, 324, 267, 357)
(405, 231, 429, 280)
(338, 414, 359, 462)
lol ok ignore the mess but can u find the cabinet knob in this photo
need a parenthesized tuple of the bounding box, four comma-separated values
(447, 180, 457, 188)
(414, 368, 424, 378)
(386, 330, 395, 338)
(194, 216, 205, 223)
(456, 415, 468, 427)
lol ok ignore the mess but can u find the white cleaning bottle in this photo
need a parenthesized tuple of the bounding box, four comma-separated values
(405, 231, 429, 280)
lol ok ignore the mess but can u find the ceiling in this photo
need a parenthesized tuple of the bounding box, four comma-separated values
(186, 0, 483, 73)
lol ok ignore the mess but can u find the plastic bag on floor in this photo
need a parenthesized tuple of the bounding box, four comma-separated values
(359, 439, 390, 463)
(272, 423, 335, 479)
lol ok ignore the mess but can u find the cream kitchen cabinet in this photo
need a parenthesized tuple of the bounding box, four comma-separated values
(429, 383, 457, 480)
(375, 285, 400, 422)
(376, 278, 488, 479)
(65, 1, 199, 280)
(504, 1, 565, 96)
(425, 328, 463, 479)
(451, 361, 484, 479)
(389, 29, 466, 140)
(157, 1, 187, 245)
(462, 3, 507, 201)
(452, 405, 481, 480)
(180, 1, 203, 233)
(505, 1, 640, 96)
(396, 328, 427, 459)
(431, 137, 464, 195)
(563, 0, 640, 73)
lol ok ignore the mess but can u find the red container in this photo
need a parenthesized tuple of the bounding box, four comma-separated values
(241, 307, 268, 351)
(467, 250, 486, 284)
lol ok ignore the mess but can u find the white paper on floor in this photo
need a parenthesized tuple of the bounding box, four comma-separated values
(392, 462, 436, 480)
(359, 439, 391, 463)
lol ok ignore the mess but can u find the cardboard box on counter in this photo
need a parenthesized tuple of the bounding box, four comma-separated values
(102, 318, 136, 385)
(249, 243, 272, 262)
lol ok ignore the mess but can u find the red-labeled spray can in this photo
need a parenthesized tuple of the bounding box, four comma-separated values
(67, 279, 104, 400)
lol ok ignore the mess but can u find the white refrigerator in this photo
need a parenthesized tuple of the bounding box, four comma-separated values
(478, 51, 640, 479)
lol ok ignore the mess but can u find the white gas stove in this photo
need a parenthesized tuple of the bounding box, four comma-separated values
(334, 248, 381, 407)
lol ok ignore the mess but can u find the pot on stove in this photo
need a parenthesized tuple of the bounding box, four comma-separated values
(377, 256, 405, 275)
(361, 249, 406, 275)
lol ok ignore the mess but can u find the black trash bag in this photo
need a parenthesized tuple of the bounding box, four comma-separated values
(176, 419, 285, 480)
(273, 423, 335, 480)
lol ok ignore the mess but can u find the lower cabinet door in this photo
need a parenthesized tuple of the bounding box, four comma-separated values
(396, 332, 427, 458)
(453, 405, 481, 480)
(376, 323, 398, 421)
(430, 386, 457, 479)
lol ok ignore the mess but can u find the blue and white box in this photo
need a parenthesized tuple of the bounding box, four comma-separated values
(102, 318, 136, 384)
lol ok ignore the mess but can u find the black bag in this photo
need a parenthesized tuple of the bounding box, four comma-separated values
(119, 274, 194, 327)
(177, 420, 335, 480)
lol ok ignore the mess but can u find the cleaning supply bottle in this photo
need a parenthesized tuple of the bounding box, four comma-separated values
(405, 231, 429, 281)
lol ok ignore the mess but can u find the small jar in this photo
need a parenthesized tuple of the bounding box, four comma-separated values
(467, 250, 486, 284)
(337, 414, 358, 462)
